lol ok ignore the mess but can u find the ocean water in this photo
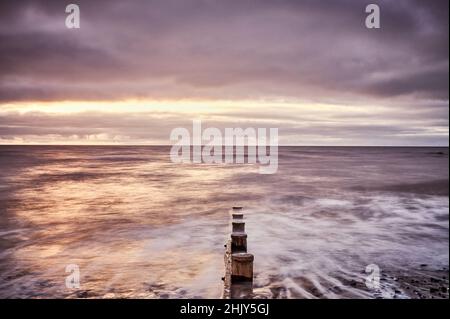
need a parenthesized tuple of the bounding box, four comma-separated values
(0, 146, 448, 298)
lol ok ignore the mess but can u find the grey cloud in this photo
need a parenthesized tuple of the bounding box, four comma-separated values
(362, 66, 449, 98)
(0, 0, 448, 102)
(0, 0, 448, 146)
(0, 108, 447, 146)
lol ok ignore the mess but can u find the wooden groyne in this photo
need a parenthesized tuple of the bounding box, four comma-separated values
(222, 207, 254, 299)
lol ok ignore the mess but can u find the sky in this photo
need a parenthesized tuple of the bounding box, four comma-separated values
(0, 0, 448, 145)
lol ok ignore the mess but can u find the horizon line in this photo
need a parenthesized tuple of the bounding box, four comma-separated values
(0, 144, 448, 148)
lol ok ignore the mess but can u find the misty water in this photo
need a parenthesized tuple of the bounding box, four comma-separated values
(0, 146, 448, 298)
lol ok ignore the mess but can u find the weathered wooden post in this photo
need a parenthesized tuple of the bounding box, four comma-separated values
(223, 207, 254, 298)
(232, 207, 244, 219)
(230, 206, 247, 253)
(231, 232, 247, 253)
(231, 207, 253, 282)
(232, 220, 245, 233)
(231, 253, 254, 282)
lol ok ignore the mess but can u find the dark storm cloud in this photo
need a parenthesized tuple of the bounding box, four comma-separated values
(0, 0, 448, 102)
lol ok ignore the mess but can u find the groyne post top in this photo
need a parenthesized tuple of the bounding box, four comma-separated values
(231, 207, 244, 220)
(231, 232, 247, 253)
(232, 220, 245, 233)
(231, 253, 254, 282)
(231, 252, 254, 263)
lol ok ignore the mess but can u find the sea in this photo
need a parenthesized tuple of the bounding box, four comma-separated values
(0, 146, 448, 298)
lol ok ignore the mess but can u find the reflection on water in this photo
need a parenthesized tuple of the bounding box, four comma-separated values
(0, 146, 448, 298)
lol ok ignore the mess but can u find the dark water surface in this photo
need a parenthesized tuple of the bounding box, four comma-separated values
(0, 146, 448, 298)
